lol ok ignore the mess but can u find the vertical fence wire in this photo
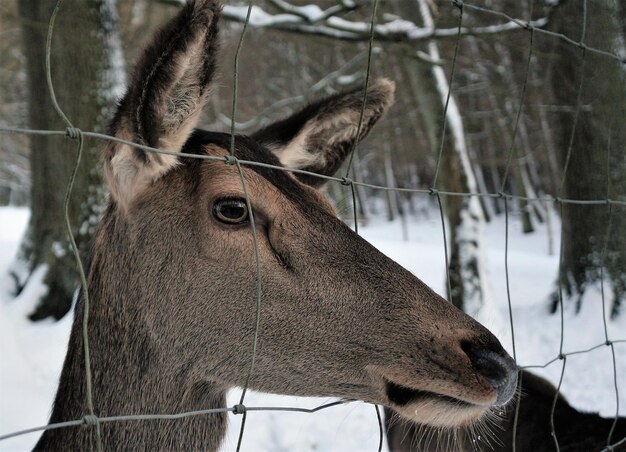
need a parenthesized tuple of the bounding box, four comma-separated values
(375, 404, 383, 452)
(550, 197, 567, 452)
(45, 1, 102, 450)
(499, 2, 536, 447)
(344, 0, 379, 179)
(349, 180, 359, 234)
(558, 0, 588, 197)
(550, 355, 567, 452)
(503, 197, 516, 362)
(600, 125, 620, 446)
(225, 2, 257, 449)
(430, 0, 463, 190)
(600, 202, 619, 447)
(233, 158, 263, 452)
(229, 0, 253, 156)
(503, 196, 522, 452)
(425, 0, 464, 305)
(498, 2, 535, 192)
(550, 2, 589, 448)
(434, 191, 452, 303)
(340, 0, 386, 439)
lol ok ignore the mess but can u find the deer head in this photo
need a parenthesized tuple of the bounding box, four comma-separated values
(38, 0, 517, 450)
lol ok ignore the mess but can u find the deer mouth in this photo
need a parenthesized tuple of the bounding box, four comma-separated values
(382, 378, 490, 427)
(385, 379, 475, 408)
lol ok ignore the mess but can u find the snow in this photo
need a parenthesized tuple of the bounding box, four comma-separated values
(1, 206, 625, 451)
(289, 4, 325, 23)
(223, 6, 301, 28)
(0, 208, 73, 450)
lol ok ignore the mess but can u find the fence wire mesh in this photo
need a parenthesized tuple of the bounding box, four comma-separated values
(0, 0, 625, 451)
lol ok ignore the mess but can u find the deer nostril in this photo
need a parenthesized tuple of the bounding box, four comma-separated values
(461, 341, 518, 406)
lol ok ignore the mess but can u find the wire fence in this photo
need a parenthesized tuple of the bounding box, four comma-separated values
(0, 0, 625, 451)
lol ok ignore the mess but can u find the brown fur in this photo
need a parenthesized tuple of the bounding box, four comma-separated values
(35, 1, 518, 450)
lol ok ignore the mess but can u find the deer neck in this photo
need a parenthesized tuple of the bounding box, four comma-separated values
(35, 219, 229, 451)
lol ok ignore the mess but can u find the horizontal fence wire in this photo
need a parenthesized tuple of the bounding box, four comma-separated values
(0, 0, 625, 451)
(2, 340, 625, 442)
(0, 401, 347, 442)
(1, 126, 625, 207)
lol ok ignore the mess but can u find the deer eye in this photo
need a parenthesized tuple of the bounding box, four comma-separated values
(213, 198, 249, 224)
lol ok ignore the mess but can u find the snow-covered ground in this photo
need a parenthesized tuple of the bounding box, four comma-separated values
(0, 206, 624, 451)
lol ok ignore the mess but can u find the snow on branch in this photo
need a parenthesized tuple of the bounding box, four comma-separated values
(220, 4, 547, 42)
(161, 0, 547, 43)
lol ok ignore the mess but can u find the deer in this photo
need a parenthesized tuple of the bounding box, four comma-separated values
(34, 1, 518, 450)
(385, 369, 626, 451)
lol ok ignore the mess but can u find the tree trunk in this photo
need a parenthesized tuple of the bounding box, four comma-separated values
(412, 0, 497, 324)
(549, 0, 626, 317)
(13, 0, 125, 320)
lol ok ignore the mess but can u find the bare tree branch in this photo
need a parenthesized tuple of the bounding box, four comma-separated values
(265, 0, 358, 23)
(215, 47, 376, 132)
(221, 4, 548, 42)
(160, 0, 547, 43)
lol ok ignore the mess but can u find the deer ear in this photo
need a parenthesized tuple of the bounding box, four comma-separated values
(253, 78, 395, 187)
(104, 0, 220, 211)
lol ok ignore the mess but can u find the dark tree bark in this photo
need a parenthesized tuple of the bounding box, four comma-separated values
(548, 0, 626, 316)
(14, 0, 124, 320)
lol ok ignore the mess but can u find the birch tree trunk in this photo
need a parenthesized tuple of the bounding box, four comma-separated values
(414, 0, 498, 324)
